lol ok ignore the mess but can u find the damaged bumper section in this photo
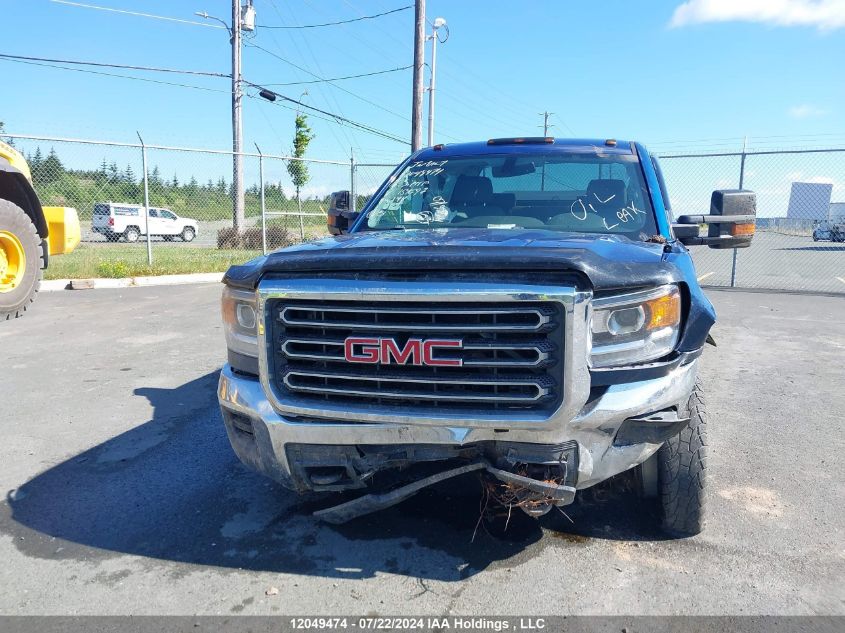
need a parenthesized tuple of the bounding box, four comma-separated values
(218, 355, 698, 522)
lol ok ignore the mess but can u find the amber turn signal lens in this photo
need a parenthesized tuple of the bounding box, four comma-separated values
(729, 223, 755, 237)
(645, 292, 681, 331)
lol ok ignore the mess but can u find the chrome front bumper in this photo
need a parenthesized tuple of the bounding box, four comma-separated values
(217, 356, 699, 492)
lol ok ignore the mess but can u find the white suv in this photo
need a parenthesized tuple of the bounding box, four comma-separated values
(92, 203, 198, 242)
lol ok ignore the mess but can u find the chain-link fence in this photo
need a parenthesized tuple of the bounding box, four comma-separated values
(1, 133, 352, 278)
(352, 162, 398, 210)
(658, 147, 845, 294)
(3, 132, 843, 293)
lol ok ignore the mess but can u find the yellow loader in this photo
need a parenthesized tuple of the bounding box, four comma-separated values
(0, 140, 80, 319)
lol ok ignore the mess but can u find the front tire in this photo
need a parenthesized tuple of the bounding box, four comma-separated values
(181, 227, 195, 242)
(655, 378, 708, 536)
(0, 199, 43, 320)
(124, 226, 140, 243)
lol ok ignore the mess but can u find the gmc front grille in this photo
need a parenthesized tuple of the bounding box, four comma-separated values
(269, 299, 564, 413)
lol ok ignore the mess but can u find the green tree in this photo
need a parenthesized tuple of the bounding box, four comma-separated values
(286, 114, 315, 219)
(33, 148, 65, 184)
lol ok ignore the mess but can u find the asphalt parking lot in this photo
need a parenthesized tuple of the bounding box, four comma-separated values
(690, 232, 845, 295)
(0, 284, 843, 615)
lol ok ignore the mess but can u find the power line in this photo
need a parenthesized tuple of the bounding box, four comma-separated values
(0, 57, 228, 94)
(244, 41, 411, 123)
(259, 64, 411, 86)
(0, 53, 229, 78)
(243, 81, 409, 145)
(50, 0, 226, 29)
(259, 4, 412, 29)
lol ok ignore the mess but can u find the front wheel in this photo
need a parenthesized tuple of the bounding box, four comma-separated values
(124, 226, 140, 243)
(638, 378, 708, 536)
(0, 199, 43, 320)
(181, 227, 195, 242)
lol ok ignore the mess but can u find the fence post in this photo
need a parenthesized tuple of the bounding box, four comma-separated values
(255, 143, 267, 255)
(350, 150, 356, 213)
(297, 186, 305, 241)
(136, 131, 152, 265)
(730, 136, 748, 288)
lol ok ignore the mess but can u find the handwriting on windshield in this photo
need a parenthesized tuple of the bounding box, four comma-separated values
(569, 196, 646, 230)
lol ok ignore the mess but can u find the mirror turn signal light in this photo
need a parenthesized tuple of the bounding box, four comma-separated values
(729, 223, 756, 237)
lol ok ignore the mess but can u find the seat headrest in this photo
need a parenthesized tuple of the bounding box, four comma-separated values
(451, 176, 493, 207)
(586, 179, 626, 205)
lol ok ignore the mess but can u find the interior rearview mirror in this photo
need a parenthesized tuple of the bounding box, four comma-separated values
(672, 189, 756, 249)
(492, 158, 536, 178)
(326, 190, 360, 235)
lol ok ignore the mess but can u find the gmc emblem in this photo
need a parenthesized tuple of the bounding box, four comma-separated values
(344, 337, 463, 367)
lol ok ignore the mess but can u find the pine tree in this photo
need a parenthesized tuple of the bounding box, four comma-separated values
(172, 173, 179, 188)
(124, 164, 135, 183)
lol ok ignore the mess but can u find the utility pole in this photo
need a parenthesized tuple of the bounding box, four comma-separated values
(540, 111, 553, 190)
(541, 111, 552, 137)
(411, 0, 425, 151)
(426, 17, 447, 147)
(197, 2, 253, 232)
(231, 0, 245, 232)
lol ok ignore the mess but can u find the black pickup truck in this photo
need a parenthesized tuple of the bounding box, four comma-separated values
(218, 138, 755, 536)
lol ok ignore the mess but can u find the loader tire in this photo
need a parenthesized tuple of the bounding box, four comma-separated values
(656, 378, 708, 536)
(0, 199, 43, 320)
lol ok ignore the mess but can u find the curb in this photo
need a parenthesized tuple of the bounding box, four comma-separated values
(41, 272, 225, 292)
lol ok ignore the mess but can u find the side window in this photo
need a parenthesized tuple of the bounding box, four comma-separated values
(148, 209, 159, 218)
(161, 210, 176, 220)
(651, 157, 672, 217)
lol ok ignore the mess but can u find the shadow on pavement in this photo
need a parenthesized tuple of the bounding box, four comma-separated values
(776, 245, 845, 252)
(2, 370, 667, 581)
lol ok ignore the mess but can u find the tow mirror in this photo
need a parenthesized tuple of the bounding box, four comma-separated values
(326, 190, 360, 235)
(672, 189, 756, 249)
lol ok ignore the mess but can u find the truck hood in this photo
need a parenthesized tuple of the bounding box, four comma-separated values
(224, 228, 681, 292)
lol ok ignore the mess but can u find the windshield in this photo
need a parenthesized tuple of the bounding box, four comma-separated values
(365, 152, 658, 239)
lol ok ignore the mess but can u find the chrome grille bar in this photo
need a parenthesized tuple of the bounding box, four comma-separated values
(280, 337, 550, 367)
(279, 305, 551, 332)
(283, 370, 549, 402)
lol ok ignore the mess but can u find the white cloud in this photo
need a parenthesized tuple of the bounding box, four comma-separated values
(788, 104, 828, 118)
(669, 0, 845, 30)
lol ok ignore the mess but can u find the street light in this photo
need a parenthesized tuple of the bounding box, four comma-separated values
(426, 17, 447, 147)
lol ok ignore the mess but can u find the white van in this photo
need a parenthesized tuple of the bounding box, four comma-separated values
(92, 203, 198, 242)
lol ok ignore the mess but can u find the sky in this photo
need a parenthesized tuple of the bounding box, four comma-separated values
(2, 0, 844, 209)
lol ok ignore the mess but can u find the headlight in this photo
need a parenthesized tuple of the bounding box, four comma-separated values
(221, 286, 259, 371)
(591, 285, 681, 368)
